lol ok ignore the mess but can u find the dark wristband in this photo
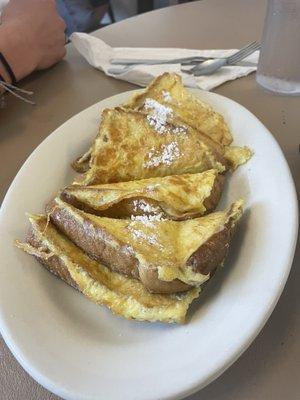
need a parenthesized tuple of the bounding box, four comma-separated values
(0, 73, 5, 107)
(0, 52, 17, 84)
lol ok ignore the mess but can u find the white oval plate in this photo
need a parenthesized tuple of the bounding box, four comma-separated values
(0, 90, 298, 400)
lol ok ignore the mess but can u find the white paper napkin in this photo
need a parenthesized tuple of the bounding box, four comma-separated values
(71, 32, 258, 90)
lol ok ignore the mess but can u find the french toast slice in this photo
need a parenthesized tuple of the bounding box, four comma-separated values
(123, 72, 233, 145)
(46, 197, 243, 294)
(16, 215, 199, 323)
(62, 170, 224, 220)
(72, 73, 253, 181)
(74, 107, 231, 185)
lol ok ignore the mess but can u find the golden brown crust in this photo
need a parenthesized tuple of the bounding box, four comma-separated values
(138, 265, 191, 293)
(47, 202, 140, 278)
(26, 227, 78, 290)
(47, 201, 192, 293)
(61, 191, 168, 219)
(61, 171, 225, 220)
(16, 215, 201, 322)
(187, 203, 238, 275)
(60, 190, 97, 213)
(124, 72, 233, 146)
(71, 157, 90, 173)
(71, 148, 92, 173)
(46, 199, 242, 294)
(77, 107, 230, 185)
(187, 226, 231, 275)
(203, 173, 225, 214)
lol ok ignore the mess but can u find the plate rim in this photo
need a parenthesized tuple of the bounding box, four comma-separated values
(0, 89, 298, 400)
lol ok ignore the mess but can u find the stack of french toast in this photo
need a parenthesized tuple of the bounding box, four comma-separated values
(16, 73, 252, 324)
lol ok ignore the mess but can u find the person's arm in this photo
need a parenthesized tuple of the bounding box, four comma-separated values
(0, 0, 66, 83)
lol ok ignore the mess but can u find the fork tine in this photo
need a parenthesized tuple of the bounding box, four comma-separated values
(227, 42, 259, 63)
(228, 43, 260, 65)
(229, 43, 259, 61)
(227, 42, 260, 64)
(229, 45, 260, 64)
(227, 41, 258, 61)
(229, 42, 260, 61)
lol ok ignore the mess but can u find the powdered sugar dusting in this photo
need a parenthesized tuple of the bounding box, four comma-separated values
(162, 90, 172, 102)
(144, 142, 181, 168)
(132, 199, 160, 214)
(173, 125, 187, 134)
(131, 214, 165, 222)
(144, 97, 187, 135)
(145, 98, 173, 134)
(128, 225, 162, 247)
(131, 200, 165, 222)
(146, 184, 160, 192)
(172, 293, 187, 300)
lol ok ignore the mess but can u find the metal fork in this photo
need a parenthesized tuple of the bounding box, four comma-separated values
(107, 56, 212, 75)
(184, 41, 260, 76)
(110, 56, 211, 65)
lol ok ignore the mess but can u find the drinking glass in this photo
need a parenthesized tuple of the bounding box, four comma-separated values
(256, 0, 300, 95)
